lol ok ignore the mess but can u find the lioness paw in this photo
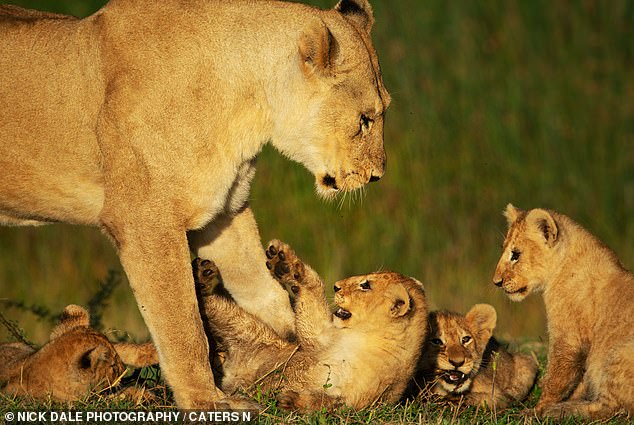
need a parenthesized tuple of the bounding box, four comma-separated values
(265, 240, 305, 290)
(192, 257, 221, 297)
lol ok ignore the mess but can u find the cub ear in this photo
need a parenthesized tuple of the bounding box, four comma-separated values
(387, 283, 411, 318)
(526, 208, 558, 247)
(78, 345, 110, 372)
(465, 304, 497, 342)
(335, 0, 375, 34)
(503, 203, 522, 227)
(298, 18, 338, 77)
(50, 304, 90, 340)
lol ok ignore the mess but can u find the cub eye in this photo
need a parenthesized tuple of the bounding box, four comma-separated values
(359, 114, 373, 135)
(431, 338, 443, 346)
(510, 250, 521, 262)
(360, 280, 371, 290)
(462, 335, 472, 345)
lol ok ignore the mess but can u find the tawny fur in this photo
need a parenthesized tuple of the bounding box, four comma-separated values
(0, 305, 158, 401)
(493, 204, 634, 419)
(0, 0, 389, 408)
(193, 240, 427, 412)
(415, 304, 537, 409)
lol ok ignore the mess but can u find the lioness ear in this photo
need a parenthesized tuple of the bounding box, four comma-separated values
(335, 0, 375, 34)
(503, 203, 522, 227)
(298, 19, 338, 77)
(387, 283, 411, 318)
(50, 304, 90, 340)
(527, 208, 558, 247)
(465, 304, 497, 342)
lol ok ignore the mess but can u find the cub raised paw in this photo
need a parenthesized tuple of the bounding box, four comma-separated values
(192, 257, 222, 297)
(265, 239, 305, 290)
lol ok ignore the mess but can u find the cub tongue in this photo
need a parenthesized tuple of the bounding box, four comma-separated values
(448, 371, 463, 381)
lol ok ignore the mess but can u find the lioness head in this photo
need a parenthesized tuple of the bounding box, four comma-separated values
(492, 204, 561, 301)
(271, 0, 390, 198)
(332, 272, 425, 330)
(419, 304, 497, 395)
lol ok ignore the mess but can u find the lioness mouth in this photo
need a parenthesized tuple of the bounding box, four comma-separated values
(442, 371, 467, 385)
(334, 308, 351, 320)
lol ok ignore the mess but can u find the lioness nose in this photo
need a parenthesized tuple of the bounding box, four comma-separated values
(493, 279, 503, 287)
(369, 174, 381, 182)
(333, 285, 341, 292)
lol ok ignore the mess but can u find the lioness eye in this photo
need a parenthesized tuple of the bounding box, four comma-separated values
(510, 250, 521, 262)
(359, 114, 373, 134)
(431, 338, 443, 346)
(360, 280, 371, 290)
(462, 336, 472, 345)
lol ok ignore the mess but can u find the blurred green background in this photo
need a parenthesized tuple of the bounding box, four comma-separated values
(1, 0, 632, 345)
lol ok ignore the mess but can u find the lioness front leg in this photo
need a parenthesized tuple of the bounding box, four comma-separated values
(188, 207, 296, 340)
(265, 239, 331, 345)
(103, 220, 221, 409)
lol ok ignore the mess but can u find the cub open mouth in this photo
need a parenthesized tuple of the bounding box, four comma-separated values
(442, 371, 468, 385)
(334, 308, 352, 320)
(505, 286, 528, 295)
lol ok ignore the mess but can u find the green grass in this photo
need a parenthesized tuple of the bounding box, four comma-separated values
(0, 0, 633, 422)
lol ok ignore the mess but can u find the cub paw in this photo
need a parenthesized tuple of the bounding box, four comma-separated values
(265, 239, 305, 291)
(276, 390, 300, 411)
(192, 257, 221, 297)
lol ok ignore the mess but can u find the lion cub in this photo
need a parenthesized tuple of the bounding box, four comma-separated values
(0, 305, 157, 401)
(493, 204, 634, 419)
(193, 240, 428, 411)
(414, 304, 537, 409)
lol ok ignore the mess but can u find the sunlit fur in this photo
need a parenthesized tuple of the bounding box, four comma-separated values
(493, 204, 634, 419)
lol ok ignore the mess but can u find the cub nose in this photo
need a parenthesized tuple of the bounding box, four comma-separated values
(369, 174, 381, 182)
(449, 358, 465, 368)
(493, 279, 504, 287)
(333, 285, 341, 292)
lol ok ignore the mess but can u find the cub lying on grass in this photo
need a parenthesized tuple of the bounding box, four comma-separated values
(0, 305, 157, 402)
(493, 204, 634, 419)
(414, 304, 537, 409)
(193, 240, 428, 411)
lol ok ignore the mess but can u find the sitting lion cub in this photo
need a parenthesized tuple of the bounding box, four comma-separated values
(414, 304, 537, 409)
(0, 305, 157, 401)
(493, 204, 634, 419)
(193, 240, 428, 411)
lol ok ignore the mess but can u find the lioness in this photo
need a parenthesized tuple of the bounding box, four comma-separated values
(0, 305, 158, 401)
(493, 204, 634, 419)
(414, 304, 537, 409)
(0, 0, 389, 408)
(192, 240, 427, 411)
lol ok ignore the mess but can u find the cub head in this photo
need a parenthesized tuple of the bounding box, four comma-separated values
(271, 0, 390, 198)
(419, 304, 497, 395)
(22, 305, 125, 401)
(332, 272, 426, 330)
(492, 204, 560, 301)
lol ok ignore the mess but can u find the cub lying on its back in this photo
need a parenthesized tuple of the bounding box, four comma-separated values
(493, 204, 634, 419)
(415, 304, 537, 409)
(193, 240, 428, 411)
(0, 305, 158, 401)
